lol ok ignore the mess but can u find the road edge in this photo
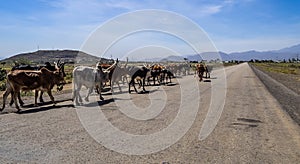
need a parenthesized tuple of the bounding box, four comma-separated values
(249, 63, 300, 126)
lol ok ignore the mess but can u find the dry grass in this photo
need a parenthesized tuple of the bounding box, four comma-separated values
(252, 63, 300, 75)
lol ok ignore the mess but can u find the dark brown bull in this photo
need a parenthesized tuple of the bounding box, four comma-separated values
(8, 61, 66, 106)
(128, 66, 150, 93)
(1, 63, 65, 112)
(147, 64, 163, 86)
(196, 64, 206, 82)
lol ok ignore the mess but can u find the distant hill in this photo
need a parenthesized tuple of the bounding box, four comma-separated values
(276, 44, 300, 53)
(1, 50, 108, 64)
(183, 44, 300, 62)
(184, 51, 231, 61)
(228, 44, 300, 61)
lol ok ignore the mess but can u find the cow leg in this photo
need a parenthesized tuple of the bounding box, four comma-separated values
(147, 76, 151, 86)
(9, 91, 23, 107)
(1, 89, 11, 111)
(99, 91, 104, 101)
(99, 82, 104, 100)
(34, 90, 39, 106)
(9, 91, 14, 106)
(78, 92, 83, 103)
(95, 85, 100, 94)
(18, 93, 24, 107)
(72, 87, 78, 104)
(137, 79, 142, 88)
(142, 78, 146, 92)
(85, 88, 93, 102)
(13, 91, 21, 112)
(117, 81, 122, 92)
(110, 80, 114, 93)
(122, 76, 128, 85)
(198, 72, 203, 82)
(47, 90, 55, 105)
(75, 84, 83, 105)
(161, 74, 164, 84)
(128, 79, 133, 93)
(133, 81, 138, 93)
(72, 87, 80, 106)
(39, 91, 44, 103)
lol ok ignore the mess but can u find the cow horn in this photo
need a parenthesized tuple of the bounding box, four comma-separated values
(55, 59, 61, 67)
(96, 62, 101, 70)
(104, 58, 118, 72)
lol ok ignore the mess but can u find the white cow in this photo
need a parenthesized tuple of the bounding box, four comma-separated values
(72, 60, 117, 105)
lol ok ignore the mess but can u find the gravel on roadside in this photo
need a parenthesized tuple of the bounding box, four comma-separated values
(250, 64, 300, 126)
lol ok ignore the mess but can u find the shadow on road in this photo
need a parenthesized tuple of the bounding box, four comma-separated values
(18, 104, 74, 114)
(21, 99, 73, 109)
(80, 98, 115, 107)
(165, 83, 177, 86)
(237, 117, 263, 123)
(10, 99, 74, 114)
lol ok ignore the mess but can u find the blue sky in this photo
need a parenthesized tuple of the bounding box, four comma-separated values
(1, 0, 300, 59)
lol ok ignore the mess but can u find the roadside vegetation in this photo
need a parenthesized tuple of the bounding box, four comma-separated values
(250, 60, 300, 95)
(250, 60, 300, 75)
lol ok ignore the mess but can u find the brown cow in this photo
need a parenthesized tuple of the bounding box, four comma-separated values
(1, 63, 65, 112)
(196, 64, 206, 82)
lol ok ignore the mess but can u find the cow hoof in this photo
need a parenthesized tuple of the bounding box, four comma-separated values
(85, 98, 89, 102)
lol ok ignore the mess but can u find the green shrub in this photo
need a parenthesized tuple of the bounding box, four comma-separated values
(0, 81, 6, 91)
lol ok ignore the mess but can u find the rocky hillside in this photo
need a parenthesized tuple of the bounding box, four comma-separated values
(1, 50, 110, 64)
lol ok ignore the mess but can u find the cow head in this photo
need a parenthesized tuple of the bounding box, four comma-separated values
(103, 58, 118, 73)
(54, 62, 66, 91)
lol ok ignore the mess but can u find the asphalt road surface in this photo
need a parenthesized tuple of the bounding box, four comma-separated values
(0, 63, 300, 163)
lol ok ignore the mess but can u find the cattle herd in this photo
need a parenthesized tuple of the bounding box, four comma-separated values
(0, 59, 212, 113)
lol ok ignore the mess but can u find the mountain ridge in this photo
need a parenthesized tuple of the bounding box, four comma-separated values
(2, 43, 300, 63)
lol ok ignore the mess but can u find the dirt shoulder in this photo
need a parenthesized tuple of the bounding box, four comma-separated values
(250, 64, 300, 126)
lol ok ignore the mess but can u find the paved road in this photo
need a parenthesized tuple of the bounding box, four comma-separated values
(0, 63, 300, 163)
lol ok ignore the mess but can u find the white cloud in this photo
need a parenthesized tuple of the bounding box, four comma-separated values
(200, 5, 223, 15)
